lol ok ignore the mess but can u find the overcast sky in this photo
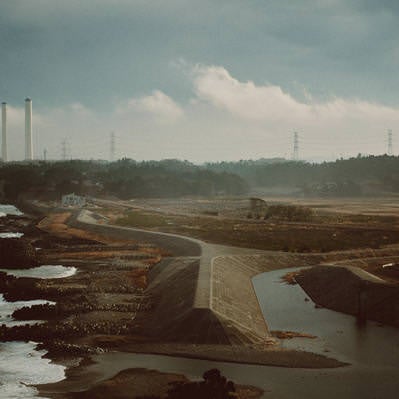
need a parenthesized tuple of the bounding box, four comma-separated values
(1, 0, 399, 162)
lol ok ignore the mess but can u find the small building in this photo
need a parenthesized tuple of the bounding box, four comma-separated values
(61, 193, 86, 208)
(248, 197, 267, 218)
(249, 197, 266, 212)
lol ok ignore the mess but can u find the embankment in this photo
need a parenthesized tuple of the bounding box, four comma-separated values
(73, 211, 273, 345)
(296, 265, 399, 327)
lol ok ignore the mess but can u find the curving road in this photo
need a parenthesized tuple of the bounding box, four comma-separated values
(76, 209, 266, 309)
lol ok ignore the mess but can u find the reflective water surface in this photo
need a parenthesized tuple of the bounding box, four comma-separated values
(81, 267, 399, 399)
(0, 265, 77, 279)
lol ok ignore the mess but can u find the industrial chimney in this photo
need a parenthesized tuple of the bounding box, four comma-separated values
(1, 102, 7, 162)
(25, 98, 33, 160)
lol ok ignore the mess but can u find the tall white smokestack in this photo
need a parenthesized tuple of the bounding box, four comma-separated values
(25, 98, 33, 160)
(1, 102, 7, 162)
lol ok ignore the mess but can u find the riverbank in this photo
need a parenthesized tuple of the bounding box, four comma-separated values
(39, 365, 264, 399)
(296, 265, 399, 327)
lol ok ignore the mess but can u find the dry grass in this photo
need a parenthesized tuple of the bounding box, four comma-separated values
(115, 209, 399, 253)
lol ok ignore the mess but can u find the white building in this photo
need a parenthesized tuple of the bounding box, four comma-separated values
(61, 193, 86, 208)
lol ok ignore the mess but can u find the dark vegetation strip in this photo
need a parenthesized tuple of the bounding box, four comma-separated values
(1, 155, 399, 203)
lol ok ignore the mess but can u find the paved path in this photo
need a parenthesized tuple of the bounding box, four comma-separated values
(77, 209, 265, 309)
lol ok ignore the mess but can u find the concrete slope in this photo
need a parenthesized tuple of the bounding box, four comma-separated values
(144, 256, 268, 344)
(74, 210, 270, 345)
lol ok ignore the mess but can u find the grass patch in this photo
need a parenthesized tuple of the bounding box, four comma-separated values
(114, 209, 399, 253)
(116, 211, 170, 228)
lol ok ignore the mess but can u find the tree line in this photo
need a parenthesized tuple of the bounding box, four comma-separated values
(1, 155, 398, 200)
(0, 158, 248, 201)
(207, 155, 399, 195)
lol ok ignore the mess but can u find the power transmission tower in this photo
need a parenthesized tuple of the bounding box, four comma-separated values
(388, 129, 393, 156)
(110, 132, 115, 162)
(293, 131, 299, 160)
(61, 140, 67, 160)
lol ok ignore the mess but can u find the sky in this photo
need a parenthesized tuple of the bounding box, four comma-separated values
(1, 0, 399, 162)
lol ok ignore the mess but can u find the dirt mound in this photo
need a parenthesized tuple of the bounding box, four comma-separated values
(0, 238, 38, 268)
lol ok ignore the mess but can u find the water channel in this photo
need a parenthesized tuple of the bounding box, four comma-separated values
(79, 267, 399, 399)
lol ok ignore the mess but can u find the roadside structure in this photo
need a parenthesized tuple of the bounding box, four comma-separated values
(61, 193, 86, 208)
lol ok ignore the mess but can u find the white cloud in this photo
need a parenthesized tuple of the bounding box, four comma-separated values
(3, 64, 399, 162)
(134, 90, 184, 122)
(118, 90, 184, 123)
(192, 64, 399, 126)
(193, 65, 308, 121)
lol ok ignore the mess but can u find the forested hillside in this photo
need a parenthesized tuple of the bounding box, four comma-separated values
(0, 159, 248, 201)
(1, 155, 398, 200)
(207, 155, 399, 195)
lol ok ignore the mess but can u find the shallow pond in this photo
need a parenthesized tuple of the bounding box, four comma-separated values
(0, 204, 23, 217)
(0, 232, 24, 238)
(0, 294, 55, 327)
(0, 341, 65, 399)
(0, 265, 77, 279)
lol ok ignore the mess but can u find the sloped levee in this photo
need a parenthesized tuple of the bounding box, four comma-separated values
(144, 257, 256, 344)
(296, 265, 399, 327)
(73, 210, 271, 344)
(211, 256, 270, 344)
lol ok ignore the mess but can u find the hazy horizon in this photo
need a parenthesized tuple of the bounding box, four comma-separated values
(1, 1, 398, 162)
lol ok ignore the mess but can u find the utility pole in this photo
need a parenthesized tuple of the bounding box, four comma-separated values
(110, 132, 115, 162)
(293, 131, 299, 161)
(43, 148, 47, 161)
(388, 129, 393, 156)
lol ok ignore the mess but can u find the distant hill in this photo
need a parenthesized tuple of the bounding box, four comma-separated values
(206, 155, 399, 196)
